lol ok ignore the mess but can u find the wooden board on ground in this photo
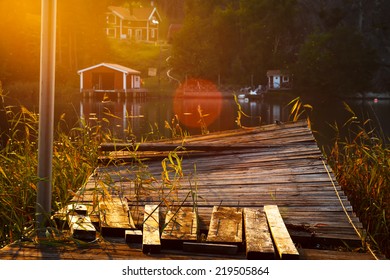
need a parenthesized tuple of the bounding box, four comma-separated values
(125, 229, 143, 243)
(67, 214, 96, 241)
(99, 197, 136, 237)
(206, 206, 242, 244)
(264, 205, 299, 259)
(143, 204, 161, 253)
(243, 208, 275, 259)
(161, 207, 198, 243)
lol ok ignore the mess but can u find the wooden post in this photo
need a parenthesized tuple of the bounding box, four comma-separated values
(264, 205, 299, 259)
(36, 0, 57, 235)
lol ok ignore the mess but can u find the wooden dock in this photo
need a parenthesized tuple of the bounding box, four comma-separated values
(0, 120, 377, 260)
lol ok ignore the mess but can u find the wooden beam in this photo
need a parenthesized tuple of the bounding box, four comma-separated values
(125, 229, 143, 243)
(161, 207, 198, 243)
(243, 208, 275, 259)
(264, 205, 299, 259)
(67, 214, 96, 241)
(67, 203, 88, 216)
(142, 204, 161, 254)
(99, 197, 136, 237)
(206, 206, 242, 244)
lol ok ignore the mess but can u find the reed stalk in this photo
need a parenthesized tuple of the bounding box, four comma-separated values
(325, 103, 389, 257)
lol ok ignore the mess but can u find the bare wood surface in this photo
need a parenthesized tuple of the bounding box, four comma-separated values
(264, 205, 299, 259)
(207, 206, 243, 244)
(99, 197, 135, 237)
(67, 214, 96, 241)
(243, 208, 275, 259)
(125, 230, 143, 243)
(142, 204, 161, 253)
(161, 207, 198, 242)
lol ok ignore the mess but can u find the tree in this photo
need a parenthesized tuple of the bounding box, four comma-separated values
(294, 27, 378, 95)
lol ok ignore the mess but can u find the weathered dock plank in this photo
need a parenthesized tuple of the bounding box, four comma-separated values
(243, 208, 275, 259)
(206, 206, 242, 244)
(161, 207, 198, 244)
(125, 229, 143, 243)
(99, 197, 135, 237)
(67, 214, 96, 241)
(264, 205, 299, 259)
(142, 204, 161, 254)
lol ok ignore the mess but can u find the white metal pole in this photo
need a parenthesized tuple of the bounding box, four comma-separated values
(36, 0, 57, 235)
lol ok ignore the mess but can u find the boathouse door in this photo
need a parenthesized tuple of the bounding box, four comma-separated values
(92, 72, 115, 90)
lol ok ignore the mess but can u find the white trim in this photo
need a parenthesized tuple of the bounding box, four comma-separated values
(77, 63, 140, 75)
(123, 73, 127, 91)
(79, 72, 83, 92)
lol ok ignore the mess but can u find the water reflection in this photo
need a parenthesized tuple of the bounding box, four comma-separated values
(78, 96, 292, 141)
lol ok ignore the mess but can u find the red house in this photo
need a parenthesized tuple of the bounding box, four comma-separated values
(106, 5, 161, 42)
(77, 63, 141, 94)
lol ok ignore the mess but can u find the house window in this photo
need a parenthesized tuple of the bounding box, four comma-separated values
(128, 29, 133, 39)
(106, 28, 116, 38)
(283, 76, 289, 82)
(107, 14, 116, 24)
(150, 28, 155, 39)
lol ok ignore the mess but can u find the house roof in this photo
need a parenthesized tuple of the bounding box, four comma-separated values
(266, 70, 290, 76)
(77, 63, 140, 75)
(108, 6, 161, 22)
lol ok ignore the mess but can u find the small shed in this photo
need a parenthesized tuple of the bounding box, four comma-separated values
(267, 70, 291, 90)
(77, 63, 141, 93)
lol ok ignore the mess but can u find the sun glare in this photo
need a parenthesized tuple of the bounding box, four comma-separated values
(173, 78, 223, 129)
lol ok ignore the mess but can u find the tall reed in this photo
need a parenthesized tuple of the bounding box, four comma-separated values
(325, 103, 389, 257)
(0, 87, 105, 246)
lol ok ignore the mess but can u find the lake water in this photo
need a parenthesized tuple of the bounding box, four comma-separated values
(1, 91, 389, 149)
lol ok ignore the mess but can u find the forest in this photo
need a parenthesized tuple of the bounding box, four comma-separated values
(0, 0, 389, 95)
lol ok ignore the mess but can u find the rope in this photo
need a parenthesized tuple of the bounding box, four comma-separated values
(321, 158, 379, 260)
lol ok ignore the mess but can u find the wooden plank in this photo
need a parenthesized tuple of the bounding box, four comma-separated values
(67, 214, 96, 241)
(142, 204, 161, 254)
(125, 229, 143, 243)
(161, 207, 197, 243)
(99, 197, 135, 237)
(243, 208, 275, 259)
(67, 203, 88, 216)
(206, 206, 242, 243)
(264, 205, 299, 259)
(183, 242, 238, 255)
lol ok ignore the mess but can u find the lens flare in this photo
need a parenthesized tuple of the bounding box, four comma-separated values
(173, 78, 223, 130)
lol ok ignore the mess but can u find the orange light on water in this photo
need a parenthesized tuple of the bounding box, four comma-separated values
(173, 78, 222, 129)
